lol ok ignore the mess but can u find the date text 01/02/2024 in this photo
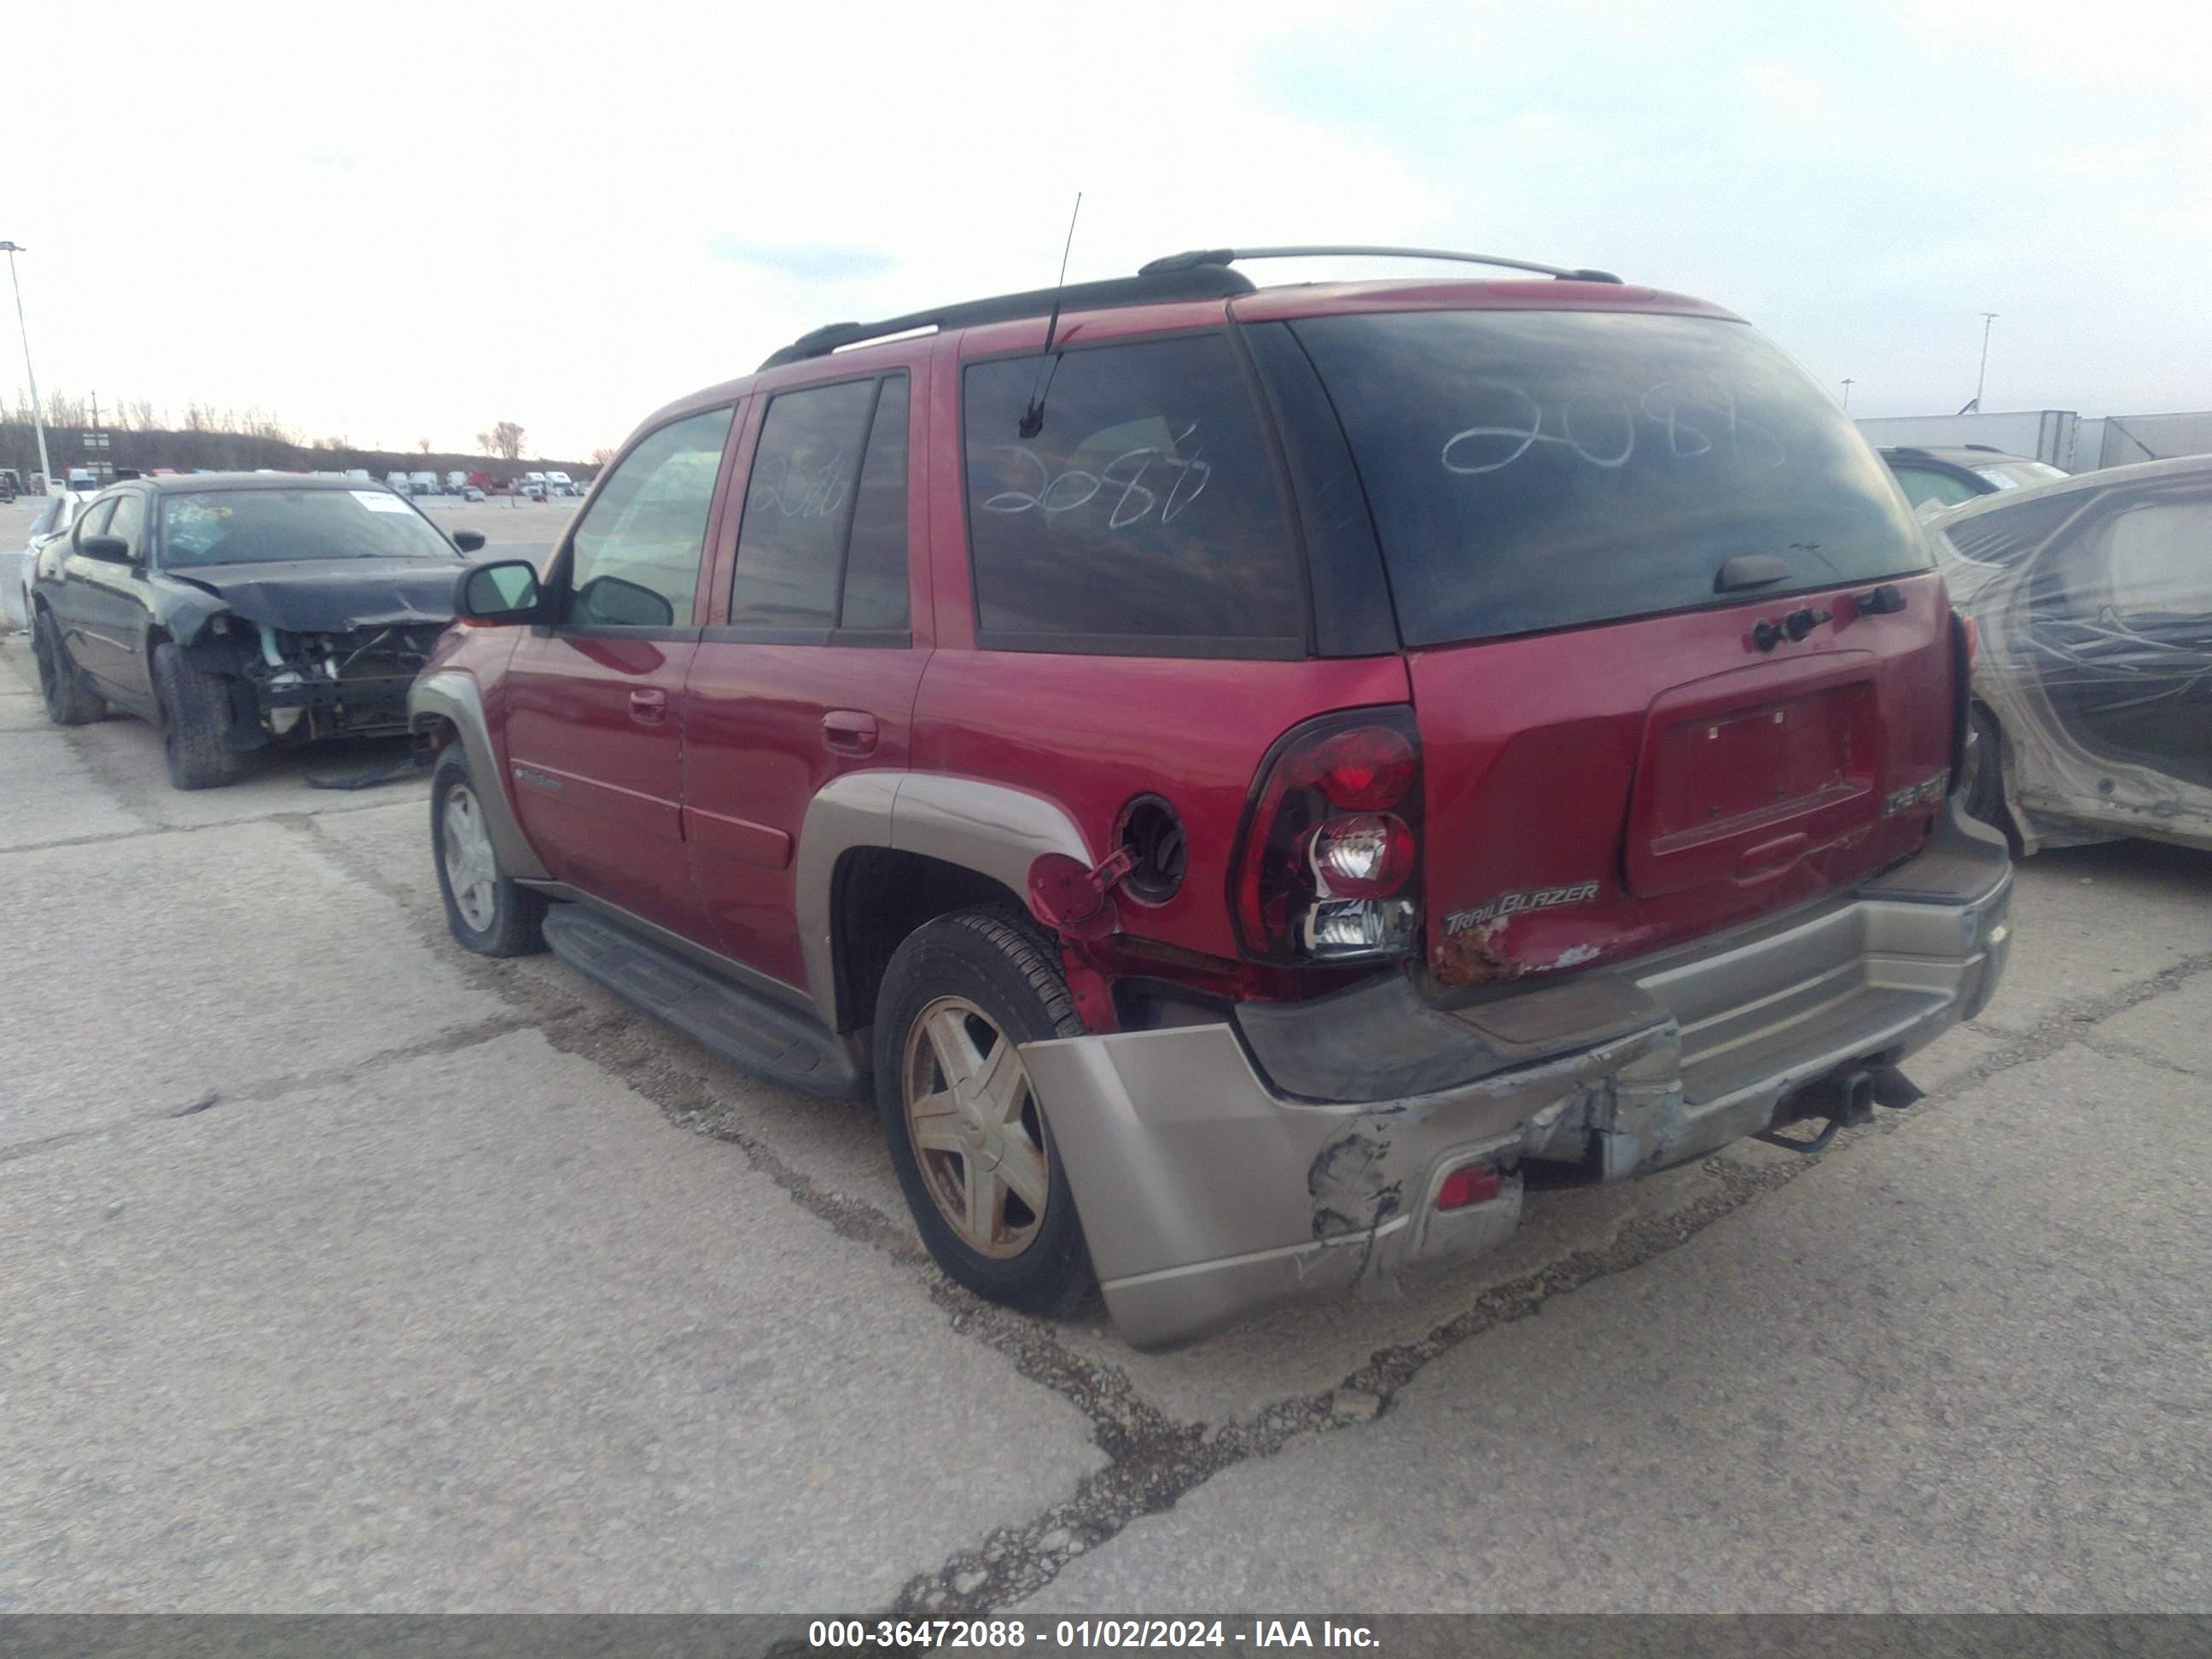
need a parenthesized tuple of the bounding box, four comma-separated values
(805, 1617, 1382, 1650)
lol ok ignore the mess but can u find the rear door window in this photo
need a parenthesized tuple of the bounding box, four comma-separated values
(727, 370, 911, 634)
(962, 333, 1302, 656)
(730, 378, 877, 628)
(1289, 310, 1931, 645)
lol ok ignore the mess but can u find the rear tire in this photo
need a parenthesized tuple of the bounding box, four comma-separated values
(430, 745, 547, 957)
(152, 641, 252, 790)
(32, 608, 107, 725)
(875, 910, 1093, 1318)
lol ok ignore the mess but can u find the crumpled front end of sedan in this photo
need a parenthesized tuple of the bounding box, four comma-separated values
(177, 612, 448, 748)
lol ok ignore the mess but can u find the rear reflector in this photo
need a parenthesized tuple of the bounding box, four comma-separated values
(1435, 1163, 1502, 1211)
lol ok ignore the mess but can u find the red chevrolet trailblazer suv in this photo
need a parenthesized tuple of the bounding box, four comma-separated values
(412, 245, 2013, 1348)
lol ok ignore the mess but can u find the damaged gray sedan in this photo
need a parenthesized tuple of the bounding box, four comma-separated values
(28, 474, 486, 789)
(1934, 454, 2211, 854)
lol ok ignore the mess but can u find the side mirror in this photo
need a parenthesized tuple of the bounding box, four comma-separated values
(80, 534, 134, 563)
(452, 528, 487, 553)
(455, 558, 541, 624)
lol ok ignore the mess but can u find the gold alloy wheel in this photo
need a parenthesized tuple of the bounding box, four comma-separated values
(901, 995, 1052, 1259)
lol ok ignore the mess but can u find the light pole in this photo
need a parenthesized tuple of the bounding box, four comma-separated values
(1, 242, 54, 493)
(1974, 312, 1999, 410)
(1840, 377, 1854, 410)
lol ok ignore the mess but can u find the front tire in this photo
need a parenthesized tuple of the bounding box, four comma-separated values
(430, 745, 546, 957)
(32, 608, 107, 726)
(875, 911, 1093, 1317)
(151, 641, 252, 790)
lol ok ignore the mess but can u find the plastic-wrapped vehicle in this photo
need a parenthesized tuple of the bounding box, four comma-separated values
(1934, 454, 2212, 854)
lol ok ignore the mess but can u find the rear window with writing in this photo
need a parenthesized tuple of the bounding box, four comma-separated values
(963, 334, 1301, 651)
(1292, 310, 1930, 645)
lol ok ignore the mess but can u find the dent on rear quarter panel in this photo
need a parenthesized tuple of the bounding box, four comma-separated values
(910, 651, 1412, 963)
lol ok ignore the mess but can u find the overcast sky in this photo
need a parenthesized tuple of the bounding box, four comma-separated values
(9, 0, 2205, 459)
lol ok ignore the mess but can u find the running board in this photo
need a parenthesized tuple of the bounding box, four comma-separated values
(542, 905, 866, 1098)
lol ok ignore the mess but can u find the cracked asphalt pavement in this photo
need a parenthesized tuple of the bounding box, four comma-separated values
(3, 588, 2209, 1613)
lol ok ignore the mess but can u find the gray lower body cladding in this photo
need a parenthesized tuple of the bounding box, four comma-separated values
(1020, 803, 2014, 1349)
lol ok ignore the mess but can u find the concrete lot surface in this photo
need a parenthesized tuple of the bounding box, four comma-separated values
(2, 625, 2209, 1614)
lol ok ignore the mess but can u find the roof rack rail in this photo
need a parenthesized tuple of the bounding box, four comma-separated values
(758, 265, 1256, 370)
(1139, 245, 1624, 284)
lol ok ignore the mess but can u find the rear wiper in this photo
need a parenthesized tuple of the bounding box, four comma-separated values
(1715, 553, 1791, 592)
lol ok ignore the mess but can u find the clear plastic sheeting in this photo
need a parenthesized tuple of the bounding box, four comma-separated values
(1933, 454, 2212, 853)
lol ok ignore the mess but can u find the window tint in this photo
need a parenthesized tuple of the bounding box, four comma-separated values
(1891, 466, 1982, 509)
(963, 334, 1301, 651)
(105, 493, 146, 557)
(730, 379, 879, 628)
(568, 405, 734, 628)
(1289, 310, 1931, 645)
(840, 375, 911, 630)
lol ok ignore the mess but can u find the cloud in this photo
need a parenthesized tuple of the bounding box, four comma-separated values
(8, 0, 2205, 447)
(704, 239, 898, 282)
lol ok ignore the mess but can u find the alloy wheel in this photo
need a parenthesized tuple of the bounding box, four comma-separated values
(441, 783, 499, 932)
(901, 996, 1052, 1259)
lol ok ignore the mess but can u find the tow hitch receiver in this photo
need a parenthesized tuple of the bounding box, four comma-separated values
(1755, 1066, 1880, 1155)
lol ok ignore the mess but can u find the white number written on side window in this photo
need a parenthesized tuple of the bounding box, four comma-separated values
(748, 450, 851, 521)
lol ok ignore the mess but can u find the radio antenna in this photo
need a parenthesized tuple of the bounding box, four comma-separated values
(1018, 191, 1082, 439)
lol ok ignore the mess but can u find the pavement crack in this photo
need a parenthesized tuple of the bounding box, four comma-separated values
(0, 1015, 534, 1166)
(0, 795, 414, 859)
(2075, 1035, 2205, 1080)
(872, 1152, 1808, 1618)
(870, 947, 2212, 1616)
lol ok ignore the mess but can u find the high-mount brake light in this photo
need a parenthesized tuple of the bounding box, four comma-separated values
(1233, 710, 1423, 965)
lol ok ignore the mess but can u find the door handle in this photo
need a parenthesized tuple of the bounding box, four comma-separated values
(629, 688, 669, 725)
(822, 709, 878, 755)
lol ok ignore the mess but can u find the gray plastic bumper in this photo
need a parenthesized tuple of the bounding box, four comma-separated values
(1020, 807, 2013, 1350)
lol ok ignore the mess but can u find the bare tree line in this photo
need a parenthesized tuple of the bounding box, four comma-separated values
(0, 390, 598, 484)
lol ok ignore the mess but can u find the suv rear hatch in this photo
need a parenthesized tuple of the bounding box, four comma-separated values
(1284, 303, 1958, 992)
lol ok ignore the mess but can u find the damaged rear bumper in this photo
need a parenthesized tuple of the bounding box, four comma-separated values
(1020, 803, 2012, 1349)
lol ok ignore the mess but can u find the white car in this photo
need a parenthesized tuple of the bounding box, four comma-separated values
(4, 490, 91, 633)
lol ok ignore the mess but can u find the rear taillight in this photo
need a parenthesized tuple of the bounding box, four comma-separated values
(1435, 1162, 1502, 1211)
(1961, 614, 1978, 667)
(1233, 708, 1423, 963)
